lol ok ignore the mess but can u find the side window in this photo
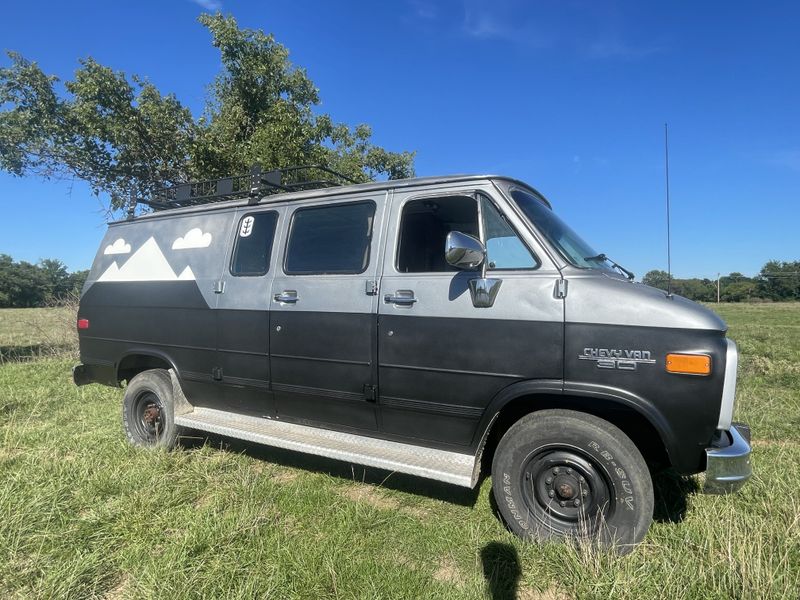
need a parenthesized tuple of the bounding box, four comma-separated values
(230, 211, 279, 276)
(397, 196, 479, 273)
(480, 196, 539, 270)
(285, 201, 375, 275)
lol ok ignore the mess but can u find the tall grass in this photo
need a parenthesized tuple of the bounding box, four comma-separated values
(0, 294, 79, 363)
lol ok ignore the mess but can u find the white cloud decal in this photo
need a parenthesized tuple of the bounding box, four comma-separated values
(172, 228, 212, 250)
(98, 237, 195, 282)
(103, 238, 131, 255)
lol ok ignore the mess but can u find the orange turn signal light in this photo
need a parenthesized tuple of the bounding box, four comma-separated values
(666, 354, 711, 375)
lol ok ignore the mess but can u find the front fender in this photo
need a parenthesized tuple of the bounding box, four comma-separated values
(472, 378, 691, 472)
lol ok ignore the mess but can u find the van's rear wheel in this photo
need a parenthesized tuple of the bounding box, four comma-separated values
(122, 369, 178, 449)
(491, 409, 653, 553)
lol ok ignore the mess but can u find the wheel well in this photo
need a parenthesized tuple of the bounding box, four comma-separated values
(117, 354, 173, 386)
(481, 394, 670, 473)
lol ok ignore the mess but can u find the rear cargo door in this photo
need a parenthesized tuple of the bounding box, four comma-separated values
(79, 212, 234, 408)
(214, 206, 285, 417)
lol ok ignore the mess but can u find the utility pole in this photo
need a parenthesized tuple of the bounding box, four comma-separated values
(717, 273, 720, 304)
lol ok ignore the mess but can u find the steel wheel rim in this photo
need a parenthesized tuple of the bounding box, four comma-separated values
(520, 444, 614, 535)
(132, 390, 164, 442)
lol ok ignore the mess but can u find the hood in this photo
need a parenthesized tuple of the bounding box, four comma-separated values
(565, 272, 727, 331)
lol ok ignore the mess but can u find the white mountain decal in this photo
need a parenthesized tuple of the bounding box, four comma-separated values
(98, 237, 196, 282)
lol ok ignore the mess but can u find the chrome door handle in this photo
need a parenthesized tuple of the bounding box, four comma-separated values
(384, 290, 417, 306)
(274, 290, 299, 304)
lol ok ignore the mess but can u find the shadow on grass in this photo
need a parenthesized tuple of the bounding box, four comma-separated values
(652, 469, 699, 523)
(178, 430, 480, 507)
(173, 432, 698, 517)
(480, 542, 521, 600)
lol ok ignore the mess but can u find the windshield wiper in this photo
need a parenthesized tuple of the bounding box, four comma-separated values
(584, 253, 635, 281)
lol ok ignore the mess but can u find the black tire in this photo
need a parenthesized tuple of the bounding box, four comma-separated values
(491, 409, 653, 553)
(122, 369, 179, 449)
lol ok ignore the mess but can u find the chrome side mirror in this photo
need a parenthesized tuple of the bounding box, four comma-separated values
(445, 231, 502, 308)
(445, 231, 485, 270)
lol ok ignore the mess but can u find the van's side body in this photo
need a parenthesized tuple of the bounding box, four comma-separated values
(74, 174, 751, 549)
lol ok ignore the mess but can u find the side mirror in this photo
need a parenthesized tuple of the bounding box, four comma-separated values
(445, 231, 485, 270)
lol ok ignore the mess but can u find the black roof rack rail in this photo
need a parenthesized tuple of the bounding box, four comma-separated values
(129, 164, 360, 217)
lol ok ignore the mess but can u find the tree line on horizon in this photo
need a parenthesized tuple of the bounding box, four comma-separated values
(0, 255, 88, 308)
(642, 260, 800, 302)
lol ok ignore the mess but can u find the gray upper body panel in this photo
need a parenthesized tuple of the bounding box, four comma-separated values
(90, 173, 726, 334)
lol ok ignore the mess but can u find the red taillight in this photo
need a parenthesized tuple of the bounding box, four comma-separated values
(77, 318, 90, 330)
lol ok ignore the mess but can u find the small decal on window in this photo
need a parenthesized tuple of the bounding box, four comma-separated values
(239, 216, 255, 238)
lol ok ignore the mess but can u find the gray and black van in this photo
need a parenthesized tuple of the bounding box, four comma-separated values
(73, 167, 752, 551)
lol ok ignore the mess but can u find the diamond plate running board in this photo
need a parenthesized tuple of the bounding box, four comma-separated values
(175, 407, 478, 488)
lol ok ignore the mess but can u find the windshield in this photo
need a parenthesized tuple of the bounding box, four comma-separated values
(509, 188, 614, 272)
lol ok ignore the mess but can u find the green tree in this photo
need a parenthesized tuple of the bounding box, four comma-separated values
(0, 254, 88, 307)
(674, 278, 715, 302)
(757, 260, 800, 301)
(38, 258, 72, 300)
(642, 270, 670, 290)
(68, 269, 89, 295)
(0, 53, 197, 206)
(0, 14, 414, 210)
(721, 280, 757, 302)
(1, 259, 49, 307)
(0, 254, 13, 307)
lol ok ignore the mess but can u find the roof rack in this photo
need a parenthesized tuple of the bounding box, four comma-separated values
(129, 164, 360, 217)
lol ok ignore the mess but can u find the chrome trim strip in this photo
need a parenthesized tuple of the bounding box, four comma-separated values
(78, 357, 115, 367)
(704, 424, 752, 494)
(182, 370, 212, 383)
(380, 396, 484, 418)
(380, 362, 524, 379)
(271, 382, 364, 402)
(224, 375, 270, 390)
(270, 354, 371, 367)
(718, 339, 738, 430)
(81, 335, 216, 354)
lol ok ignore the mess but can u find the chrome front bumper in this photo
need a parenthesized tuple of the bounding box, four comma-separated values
(703, 423, 752, 494)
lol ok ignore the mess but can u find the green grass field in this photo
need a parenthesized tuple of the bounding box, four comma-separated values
(0, 304, 798, 599)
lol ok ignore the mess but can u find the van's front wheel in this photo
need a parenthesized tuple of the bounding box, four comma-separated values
(122, 369, 179, 449)
(491, 409, 653, 553)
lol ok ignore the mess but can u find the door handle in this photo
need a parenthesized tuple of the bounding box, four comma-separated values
(384, 290, 417, 306)
(274, 290, 299, 304)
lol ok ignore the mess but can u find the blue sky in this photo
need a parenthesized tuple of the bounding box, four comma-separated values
(1, 0, 798, 279)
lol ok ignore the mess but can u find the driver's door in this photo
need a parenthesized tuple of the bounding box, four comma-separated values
(377, 186, 564, 449)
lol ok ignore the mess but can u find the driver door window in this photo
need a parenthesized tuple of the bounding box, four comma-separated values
(395, 194, 537, 273)
(480, 195, 539, 270)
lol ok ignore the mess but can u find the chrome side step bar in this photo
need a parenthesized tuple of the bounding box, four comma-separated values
(175, 407, 478, 488)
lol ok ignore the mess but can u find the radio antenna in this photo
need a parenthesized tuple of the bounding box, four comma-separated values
(664, 123, 673, 298)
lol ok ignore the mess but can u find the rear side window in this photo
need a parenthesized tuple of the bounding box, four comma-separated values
(285, 201, 375, 275)
(230, 212, 279, 276)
